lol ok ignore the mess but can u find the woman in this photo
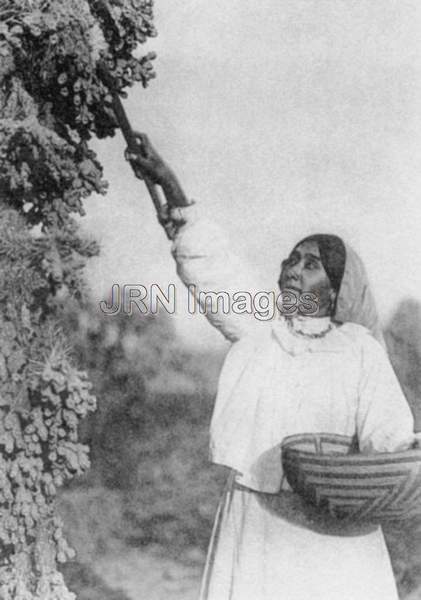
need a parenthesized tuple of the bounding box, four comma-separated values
(126, 135, 416, 600)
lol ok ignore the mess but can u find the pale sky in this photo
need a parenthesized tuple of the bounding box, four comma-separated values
(81, 0, 421, 349)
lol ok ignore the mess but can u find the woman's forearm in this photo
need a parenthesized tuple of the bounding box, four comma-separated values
(124, 133, 191, 208)
(159, 168, 191, 207)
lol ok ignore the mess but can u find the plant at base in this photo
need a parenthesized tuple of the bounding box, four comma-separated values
(0, 0, 157, 597)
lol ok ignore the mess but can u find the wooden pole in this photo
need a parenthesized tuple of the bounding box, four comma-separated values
(97, 62, 172, 239)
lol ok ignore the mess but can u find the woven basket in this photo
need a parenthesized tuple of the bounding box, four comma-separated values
(281, 433, 421, 523)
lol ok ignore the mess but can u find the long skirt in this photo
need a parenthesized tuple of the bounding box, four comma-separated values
(199, 472, 399, 600)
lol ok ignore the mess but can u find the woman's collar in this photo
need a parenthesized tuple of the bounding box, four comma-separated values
(286, 314, 333, 337)
(271, 315, 346, 355)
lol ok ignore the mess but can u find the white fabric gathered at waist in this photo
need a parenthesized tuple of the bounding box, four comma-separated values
(199, 473, 399, 600)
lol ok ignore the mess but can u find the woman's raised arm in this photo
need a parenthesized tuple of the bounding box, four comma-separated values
(126, 135, 262, 342)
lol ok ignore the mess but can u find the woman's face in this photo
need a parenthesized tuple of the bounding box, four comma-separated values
(278, 240, 335, 317)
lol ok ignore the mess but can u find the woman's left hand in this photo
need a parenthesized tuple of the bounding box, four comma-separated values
(125, 132, 171, 185)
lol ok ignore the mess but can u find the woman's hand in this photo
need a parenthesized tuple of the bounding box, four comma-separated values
(125, 132, 191, 208)
(125, 132, 170, 185)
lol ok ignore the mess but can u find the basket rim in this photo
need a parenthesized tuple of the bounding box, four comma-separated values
(281, 432, 421, 461)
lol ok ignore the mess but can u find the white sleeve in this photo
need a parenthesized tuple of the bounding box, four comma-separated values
(357, 334, 415, 453)
(170, 203, 264, 342)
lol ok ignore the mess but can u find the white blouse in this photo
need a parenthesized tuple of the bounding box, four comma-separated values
(171, 204, 415, 493)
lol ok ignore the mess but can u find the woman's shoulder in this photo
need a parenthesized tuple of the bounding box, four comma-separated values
(336, 321, 371, 338)
(335, 322, 386, 356)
